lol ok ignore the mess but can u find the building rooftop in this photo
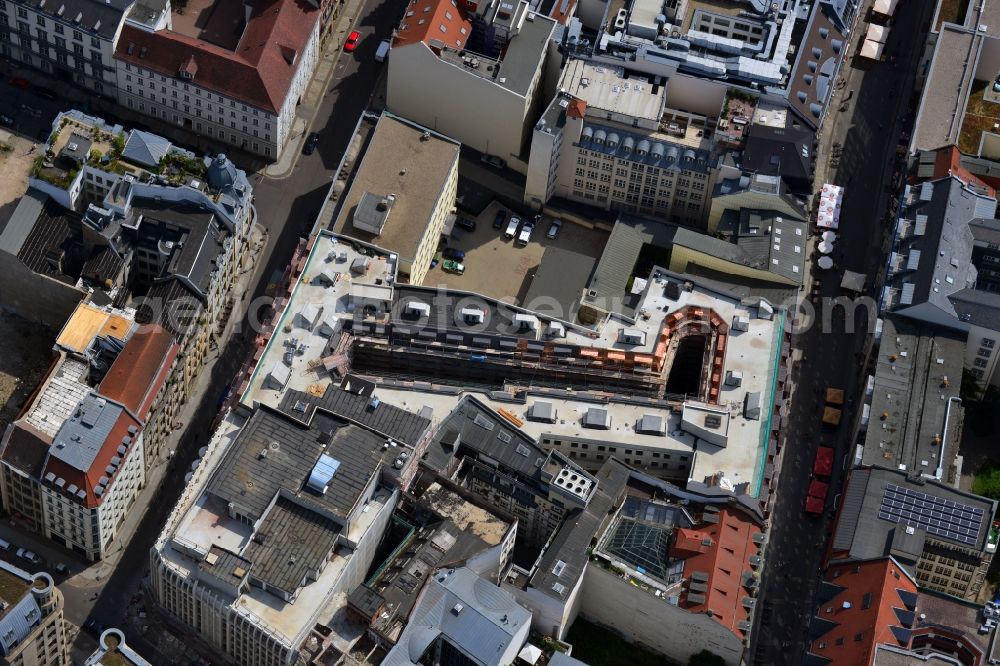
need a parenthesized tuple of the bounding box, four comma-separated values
(330, 115, 460, 268)
(240, 232, 398, 408)
(23, 358, 92, 439)
(0, 422, 52, 481)
(115, 0, 321, 114)
(204, 406, 390, 524)
(742, 121, 815, 192)
(884, 176, 994, 322)
(20, 0, 134, 40)
(393, 0, 473, 49)
(861, 316, 965, 475)
(787, 4, 847, 127)
(55, 302, 135, 356)
(559, 59, 665, 125)
(831, 467, 998, 567)
(808, 558, 918, 666)
(382, 566, 531, 666)
(911, 27, 978, 154)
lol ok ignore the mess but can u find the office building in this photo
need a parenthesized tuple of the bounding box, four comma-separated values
(329, 114, 460, 285)
(828, 466, 998, 602)
(82, 628, 151, 666)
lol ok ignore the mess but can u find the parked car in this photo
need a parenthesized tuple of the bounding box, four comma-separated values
(53, 562, 68, 575)
(0, 538, 11, 551)
(32, 87, 57, 101)
(0, 113, 14, 128)
(345, 31, 361, 52)
(16, 548, 41, 565)
(442, 247, 465, 261)
(546, 220, 562, 239)
(516, 221, 534, 247)
(7, 77, 29, 90)
(455, 217, 476, 232)
(303, 132, 320, 155)
(375, 39, 390, 63)
(84, 619, 106, 637)
(442, 259, 465, 275)
(481, 154, 506, 169)
(504, 216, 520, 240)
(493, 209, 506, 229)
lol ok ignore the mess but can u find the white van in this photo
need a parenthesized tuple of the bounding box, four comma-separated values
(0, 538, 10, 551)
(375, 40, 390, 63)
(504, 216, 521, 240)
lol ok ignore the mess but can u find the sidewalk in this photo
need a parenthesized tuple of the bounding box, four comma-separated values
(264, 0, 373, 179)
(64, 222, 268, 589)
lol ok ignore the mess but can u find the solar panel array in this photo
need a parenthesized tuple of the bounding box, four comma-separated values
(878, 483, 984, 547)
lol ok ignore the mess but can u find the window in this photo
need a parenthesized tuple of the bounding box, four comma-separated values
(16, 7, 25, 18)
(91, 36, 99, 47)
(983, 338, 996, 349)
(54, 23, 63, 34)
(35, 14, 44, 25)
(974, 358, 988, 368)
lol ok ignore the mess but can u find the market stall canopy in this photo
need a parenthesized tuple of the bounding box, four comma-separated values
(872, 0, 898, 16)
(817, 255, 834, 270)
(860, 39, 885, 60)
(814, 446, 834, 477)
(841, 270, 866, 292)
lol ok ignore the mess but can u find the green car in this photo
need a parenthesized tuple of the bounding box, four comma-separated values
(442, 259, 465, 275)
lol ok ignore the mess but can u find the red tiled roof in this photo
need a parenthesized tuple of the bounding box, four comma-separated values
(566, 98, 587, 120)
(809, 558, 917, 665)
(99, 324, 178, 422)
(393, 0, 472, 50)
(672, 507, 762, 639)
(930, 145, 998, 197)
(42, 407, 142, 509)
(115, 0, 320, 114)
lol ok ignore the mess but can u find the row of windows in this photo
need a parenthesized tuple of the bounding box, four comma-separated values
(2, 5, 99, 46)
(123, 63, 264, 116)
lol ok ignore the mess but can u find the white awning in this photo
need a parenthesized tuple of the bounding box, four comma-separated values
(872, 0, 898, 16)
(860, 39, 885, 60)
(865, 23, 888, 44)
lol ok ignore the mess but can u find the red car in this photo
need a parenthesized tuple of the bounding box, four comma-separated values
(7, 76, 30, 90)
(345, 31, 361, 52)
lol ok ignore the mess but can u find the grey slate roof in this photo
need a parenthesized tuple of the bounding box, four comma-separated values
(890, 177, 984, 323)
(949, 288, 1000, 331)
(495, 13, 555, 96)
(970, 217, 1000, 245)
(21, 0, 133, 40)
(742, 122, 815, 192)
(0, 422, 52, 478)
(861, 316, 965, 472)
(831, 467, 997, 567)
(49, 393, 124, 472)
(422, 396, 548, 480)
(521, 246, 596, 319)
(382, 567, 531, 666)
(122, 130, 172, 169)
(279, 385, 431, 448)
(580, 124, 713, 173)
(204, 405, 388, 522)
(0, 189, 46, 257)
(198, 545, 253, 591)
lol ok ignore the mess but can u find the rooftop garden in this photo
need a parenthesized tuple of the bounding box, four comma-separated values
(157, 151, 207, 184)
(959, 80, 1000, 154)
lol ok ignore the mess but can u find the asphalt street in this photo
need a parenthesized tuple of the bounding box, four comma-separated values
(750, 3, 938, 664)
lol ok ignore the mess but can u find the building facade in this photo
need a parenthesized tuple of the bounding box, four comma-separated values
(0, 565, 68, 666)
(0, 0, 133, 99)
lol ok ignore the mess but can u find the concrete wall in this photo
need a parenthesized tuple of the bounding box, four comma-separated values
(388, 44, 534, 163)
(0, 258, 86, 329)
(579, 564, 743, 666)
(967, 324, 1000, 393)
(663, 74, 728, 117)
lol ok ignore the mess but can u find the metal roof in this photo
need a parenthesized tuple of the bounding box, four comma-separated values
(382, 567, 531, 666)
(49, 394, 123, 472)
(121, 130, 173, 169)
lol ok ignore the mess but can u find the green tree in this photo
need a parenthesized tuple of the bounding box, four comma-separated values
(973, 460, 1000, 501)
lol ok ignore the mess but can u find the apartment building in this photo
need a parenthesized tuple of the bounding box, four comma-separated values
(329, 114, 459, 285)
(114, 0, 320, 159)
(26, 110, 254, 413)
(0, 564, 68, 666)
(527, 61, 729, 226)
(828, 466, 998, 602)
(388, 0, 555, 171)
(0, 0, 135, 99)
(0, 301, 136, 532)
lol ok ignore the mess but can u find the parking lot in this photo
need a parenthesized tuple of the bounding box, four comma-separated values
(425, 201, 608, 303)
